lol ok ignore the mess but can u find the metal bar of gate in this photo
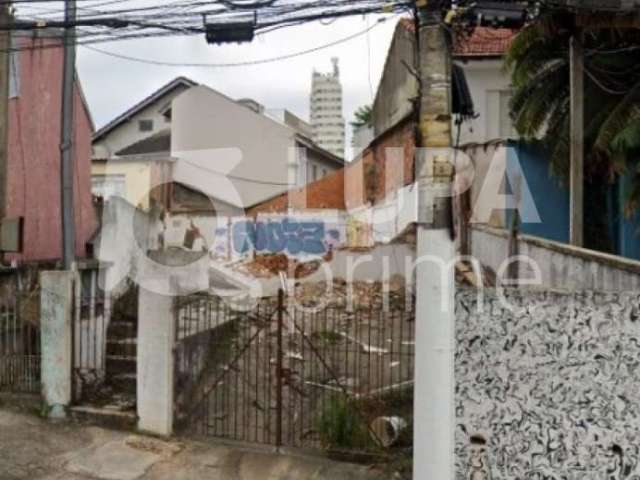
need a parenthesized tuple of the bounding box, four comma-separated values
(275, 288, 284, 449)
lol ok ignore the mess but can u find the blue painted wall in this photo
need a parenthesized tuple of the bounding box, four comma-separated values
(504, 141, 640, 261)
(614, 176, 640, 261)
(505, 142, 570, 244)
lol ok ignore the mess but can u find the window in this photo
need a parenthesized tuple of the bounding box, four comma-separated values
(322, 168, 327, 178)
(487, 89, 516, 140)
(499, 90, 516, 139)
(312, 165, 318, 181)
(138, 119, 154, 132)
(8, 34, 19, 99)
(92, 175, 126, 200)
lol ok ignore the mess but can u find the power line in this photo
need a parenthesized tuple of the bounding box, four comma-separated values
(81, 16, 394, 68)
(0, 0, 411, 54)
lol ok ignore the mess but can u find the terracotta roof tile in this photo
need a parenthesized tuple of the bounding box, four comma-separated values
(453, 27, 517, 56)
(399, 18, 516, 57)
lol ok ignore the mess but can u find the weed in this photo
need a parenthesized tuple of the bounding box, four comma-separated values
(317, 395, 372, 451)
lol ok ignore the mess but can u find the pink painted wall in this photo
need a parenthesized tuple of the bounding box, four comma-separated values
(6, 35, 96, 263)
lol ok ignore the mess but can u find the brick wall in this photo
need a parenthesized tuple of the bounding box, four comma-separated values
(248, 167, 346, 216)
(249, 117, 416, 216)
(7, 34, 96, 262)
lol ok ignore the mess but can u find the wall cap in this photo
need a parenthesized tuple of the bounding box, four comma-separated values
(471, 224, 640, 276)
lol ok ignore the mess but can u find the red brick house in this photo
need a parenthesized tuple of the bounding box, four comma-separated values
(5, 32, 96, 263)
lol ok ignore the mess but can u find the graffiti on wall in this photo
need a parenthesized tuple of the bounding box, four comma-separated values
(233, 218, 341, 256)
(455, 289, 640, 479)
(209, 216, 344, 259)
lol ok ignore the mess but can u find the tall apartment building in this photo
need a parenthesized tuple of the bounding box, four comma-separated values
(310, 57, 346, 159)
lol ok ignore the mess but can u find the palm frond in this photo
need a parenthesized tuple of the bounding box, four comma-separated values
(594, 81, 640, 152)
(510, 62, 568, 138)
(610, 119, 640, 152)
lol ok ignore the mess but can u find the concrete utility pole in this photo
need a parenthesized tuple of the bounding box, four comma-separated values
(569, 32, 584, 247)
(0, 3, 10, 222)
(414, 0, 456, 479)
(60, 0, 77, 269)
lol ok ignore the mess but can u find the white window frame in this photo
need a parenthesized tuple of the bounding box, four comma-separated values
(92, 174, 126, 200)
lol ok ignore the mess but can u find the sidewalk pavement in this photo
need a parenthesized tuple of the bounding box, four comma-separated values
(0, 406, 384, 480)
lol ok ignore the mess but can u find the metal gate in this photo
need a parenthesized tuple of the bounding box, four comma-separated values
(173, 290, 415, 455)
(0, 296, 40, 394)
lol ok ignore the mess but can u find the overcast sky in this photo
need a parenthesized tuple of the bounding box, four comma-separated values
(73, 13, 403, 156)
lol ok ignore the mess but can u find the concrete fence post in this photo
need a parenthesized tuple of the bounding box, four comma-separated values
(137, 282, 175, 436)
(40, 271, 74, 420)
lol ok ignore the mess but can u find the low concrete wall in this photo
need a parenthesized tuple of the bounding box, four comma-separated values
(471, 224, 640, 290)
(455, 287, 640, 478)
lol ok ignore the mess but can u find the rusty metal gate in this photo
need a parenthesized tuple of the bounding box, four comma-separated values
(173, 290, 415, 455)
(0, 296, 40, 394)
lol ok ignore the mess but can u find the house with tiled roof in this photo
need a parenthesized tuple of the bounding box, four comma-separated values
(249, 17, 520, 253)
(91, 77, 195, 210)
(452, 27, 518, 145)
(91, 77, 343, 213)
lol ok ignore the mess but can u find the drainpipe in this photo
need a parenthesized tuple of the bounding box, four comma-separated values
(0, 4, 10, 264)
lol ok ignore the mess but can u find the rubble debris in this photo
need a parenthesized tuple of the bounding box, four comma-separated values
(339, 332, 389, 355)
(370, 416, 408, 448)
(293, 276, 410, 310)
(242, 253, 323, 279)
(455, 260, 496, 287)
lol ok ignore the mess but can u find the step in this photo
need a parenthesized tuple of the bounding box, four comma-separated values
(70, 405, 137, 430)
(106, 355, 136, 375)
(108, 373, 137, 395)
(108, 321, 137, 340)
(106, 339, 137, 357)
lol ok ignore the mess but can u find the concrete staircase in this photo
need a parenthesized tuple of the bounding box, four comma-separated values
(70, 286, 139, 428)
(105, 314, 137, 399)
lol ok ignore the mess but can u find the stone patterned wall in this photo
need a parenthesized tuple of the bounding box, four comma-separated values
(456, 288, 640, 479)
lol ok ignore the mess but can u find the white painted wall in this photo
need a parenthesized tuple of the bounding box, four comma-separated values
(171, 86, 308, 208)
(92, 87, 187, 159)
(455, 59, 514, 146)
(471, 224, 640, 290)
(94, 197, 163, 295)
(137, 283, 174, 436)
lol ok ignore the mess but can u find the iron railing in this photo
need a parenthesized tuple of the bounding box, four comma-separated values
(0, 296, 40, 394)
(174, 290, 415, 456)
(72, 268, 111, 403)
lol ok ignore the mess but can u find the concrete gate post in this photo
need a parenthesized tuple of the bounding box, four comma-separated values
(137, 282, 175, 436)
(40, 271, 74, 420)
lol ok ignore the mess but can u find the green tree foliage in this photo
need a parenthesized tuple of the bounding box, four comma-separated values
(505, 11, 640, 215)
(351, 104, 373, 128)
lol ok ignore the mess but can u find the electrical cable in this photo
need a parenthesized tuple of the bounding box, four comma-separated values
(0, 0, 412, 54)
(80, 16, 394, 68)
